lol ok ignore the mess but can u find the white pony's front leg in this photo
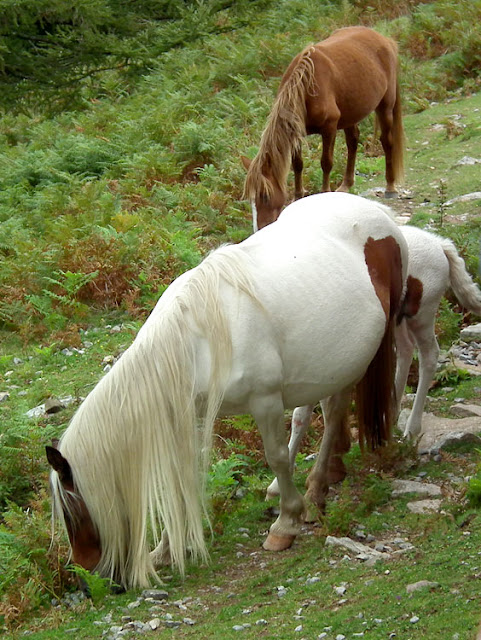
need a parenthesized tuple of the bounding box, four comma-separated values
(266, 405, 314, 500)
(150, 531, 171, 569)
(252, 394, 306, 552)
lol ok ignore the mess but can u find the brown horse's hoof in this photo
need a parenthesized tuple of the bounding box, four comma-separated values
(384, 190, 398, 199)
(263, 533, 296, 552)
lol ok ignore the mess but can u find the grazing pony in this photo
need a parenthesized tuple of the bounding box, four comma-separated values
(242, 26, 404, 231)
(266, 225, 481, 499)
(47, 192, 407, 589)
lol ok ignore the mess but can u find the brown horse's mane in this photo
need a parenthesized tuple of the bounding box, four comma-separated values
(243, 45, 317, 200)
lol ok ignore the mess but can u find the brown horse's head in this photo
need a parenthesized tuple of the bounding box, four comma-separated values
(241, 155, 286, 231)
(46, 445, 102, 574)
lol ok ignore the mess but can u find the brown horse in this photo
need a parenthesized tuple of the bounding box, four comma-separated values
(242, 26, 404, 230)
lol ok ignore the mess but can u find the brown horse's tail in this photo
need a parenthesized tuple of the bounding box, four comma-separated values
(355, 316, 397, 451)
(391, 79, 405, 186)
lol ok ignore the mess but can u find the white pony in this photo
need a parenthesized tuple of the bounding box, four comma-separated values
(266, 224, 481, 500)
(47, 192, 407, 589)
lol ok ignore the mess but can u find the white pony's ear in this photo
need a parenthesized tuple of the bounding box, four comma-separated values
(241, 155, 252, 171)
(46, 445, 73, 487)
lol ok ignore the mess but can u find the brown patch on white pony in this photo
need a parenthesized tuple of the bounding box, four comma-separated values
(355, 235, 403, 451)
(399, 275, 423, 320)
(46, 446, 102, 573)
(363, 236, 404, 322)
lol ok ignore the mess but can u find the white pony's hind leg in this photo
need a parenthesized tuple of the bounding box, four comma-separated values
(265, 405, 314, 500)
(395, 320, 416, 419)
(252, 394, 306, 552)
(305, 389, 352, 517)
(404, 320, 439, 439)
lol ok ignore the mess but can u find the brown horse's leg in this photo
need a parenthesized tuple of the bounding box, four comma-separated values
(336, 125, 359, 193)
(292, 144, 305, 200)
(320, 126, 337, 192)
(376, 106, 397, 197)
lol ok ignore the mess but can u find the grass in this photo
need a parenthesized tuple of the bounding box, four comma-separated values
(4, 447, 481, 639)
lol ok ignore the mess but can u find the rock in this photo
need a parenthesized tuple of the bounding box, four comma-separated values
(183, 618, 196, 626)
(397, 408, 411, 431)
(454, 156, 481, 166)
(392, 479, 441, 497)
(407, 499, 442, 514)
(325, 536, 387, 562)
(450, 404, 481, 418)
(148, 618, 161, 630)
(417, 413, 481, 451)
(0, 392, 10, 402)
(44, 396, 66, 414)
(445, 192, 481, 205)
(460, 323, 481, 341)
(435, 431, 481, 451)
(406, 580, 440, 594)
(26, 395, 77, 419)
(141, 589, 168, 601)
(164, 620, 181, 628)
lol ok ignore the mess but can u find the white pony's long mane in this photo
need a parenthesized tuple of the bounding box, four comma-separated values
(50, 245, 257, 588)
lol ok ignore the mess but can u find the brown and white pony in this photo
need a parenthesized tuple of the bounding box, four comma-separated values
(47, 192, 407, 589)
(242, 26, 404, 231)
(266, 224, 481, 501)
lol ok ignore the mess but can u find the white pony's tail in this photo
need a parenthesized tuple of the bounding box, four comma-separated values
(442, 238, 481, 315)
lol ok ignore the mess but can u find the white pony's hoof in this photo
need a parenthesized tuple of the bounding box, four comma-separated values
(263, 533, 296, 552)
(265, 489, 279, 501)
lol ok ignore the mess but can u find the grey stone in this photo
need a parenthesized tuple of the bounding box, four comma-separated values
(406, 580, 440, 594)
(141, 588, 168, 601)
(460, 323, 481, 341)
(446, 192, 481, 205)
(454, 156, 481, 166)
(436, 431, 481, 451)
(148, 618, 161, 630)
(44, 396, 66, 414)
(392, 479, 441, 497)
(407, 499, 442, 514)
(450, 404, 481, 418)
(325, 536, 387, 561)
